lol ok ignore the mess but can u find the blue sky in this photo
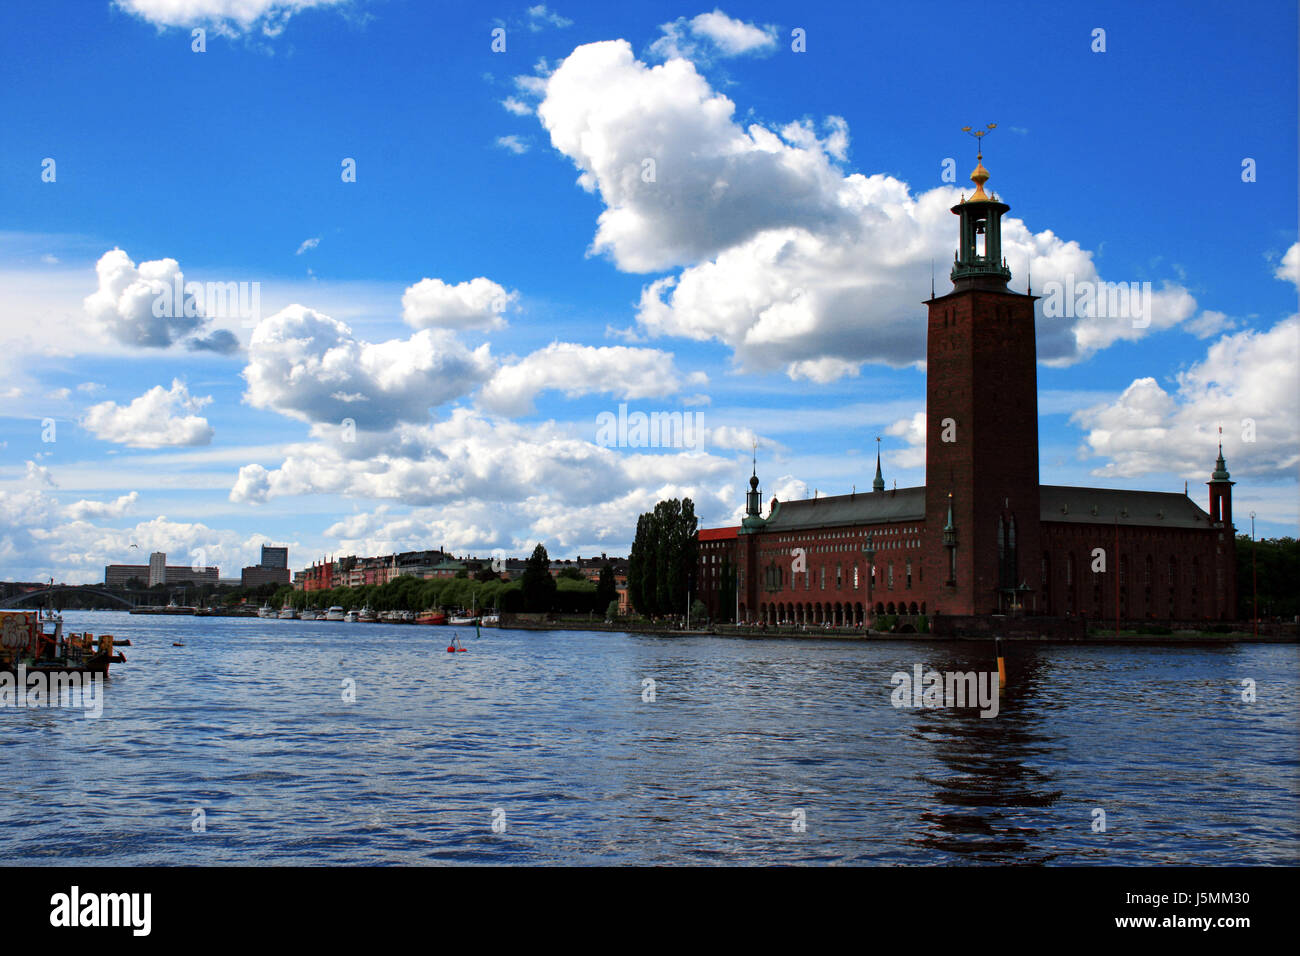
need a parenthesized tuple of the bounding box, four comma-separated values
(1, 0, 1296, 584)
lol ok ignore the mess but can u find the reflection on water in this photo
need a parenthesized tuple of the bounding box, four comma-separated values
(1, 612, 1296, 865)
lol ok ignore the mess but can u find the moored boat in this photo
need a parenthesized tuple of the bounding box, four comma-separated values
(358, 607, 377, 623)
(415, 609, 446, 625)
(325, 606, 346, 621)
(257, 603, 276, 618)
(343, 610, 359, 623)
(1, 609, 129, 676)
(277, 604, 296, 619)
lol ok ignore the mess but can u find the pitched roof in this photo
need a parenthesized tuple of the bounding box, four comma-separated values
(761, 487, 927, 531)
(1039, 485, 1216, 529)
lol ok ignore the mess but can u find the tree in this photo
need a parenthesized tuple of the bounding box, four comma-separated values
(596, 561, 618, 609)
(557, 566, 585, 581)
(690, 599, 707, 625)
(521, 543, 557, 612)
(628, 497, 698, 617)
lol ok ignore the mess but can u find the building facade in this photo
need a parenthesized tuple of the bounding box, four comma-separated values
(696, 155, 1237, 626)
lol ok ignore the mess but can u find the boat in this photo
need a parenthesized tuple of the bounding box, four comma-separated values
(1, 609, 129, 676)
(480, 613, 500, 627)
(358, 607, 377, 623)
(277, 605, 296, 619)
(257, 603, 276, 618)
(343, 610, 359, 623)
(448, 613, 479, 626)
(415, 609, 446, 625)
(325, 606, 345, 621)
(301, 609, 320, 621)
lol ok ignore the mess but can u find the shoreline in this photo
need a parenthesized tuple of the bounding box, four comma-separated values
(501, 619, 1299, 644)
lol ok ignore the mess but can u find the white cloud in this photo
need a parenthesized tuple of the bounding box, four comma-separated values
(114, 0, 348, 36)
(228, 408, 741, 554)
(296, 237, 320, 255)
(243, 304, 494, 429)
(526, 5, 571, 31)
(0, 479, 267, 584)
(1071, 316, 1300, 481)
(82, 379, 215, 448)
(885, 411, 926, 469)
(650, 10, 777, 60)
(1275, 242, 1300, 287)
(401, 276, 514, 331)
(495, 134, 531, 154)
(64, 492, 139, 521)
(529, 40, 1216, 377)
(477, 342, 707, 416)
(83, 248, 240, 353)
(502, 96, 533, 116)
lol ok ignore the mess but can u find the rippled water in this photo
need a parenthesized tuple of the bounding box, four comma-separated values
(2, 611, 1296, 865)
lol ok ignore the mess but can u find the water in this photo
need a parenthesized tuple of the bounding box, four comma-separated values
(2, 611, 1296, 865)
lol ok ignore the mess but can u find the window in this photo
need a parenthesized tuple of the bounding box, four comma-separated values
(887, 564, 894, 590)
(906, 561, 912, 589)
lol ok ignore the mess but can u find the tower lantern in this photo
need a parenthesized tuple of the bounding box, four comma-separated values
(951, 124, 1012, 291)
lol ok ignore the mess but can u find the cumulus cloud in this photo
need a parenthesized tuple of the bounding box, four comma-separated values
(243, 304, 494, 429)
(114, 0, 348, 36)
(401, 276, 514, 331)
(1276, 242, 1300, 287)
(83, 248, 241, 353)
(229, 405, 734, 504)
(296, 237, 320, 255)
(82, 379, 215, 448)
(477, 342, 707, 416)
(650, 10, 777, 60)
(0, 480, 266, 584)
(228, 408, 741, 554)
(528, 41, 1216, 377)
(1071, 316, 1300, 481)
(64, 492, 140, 521)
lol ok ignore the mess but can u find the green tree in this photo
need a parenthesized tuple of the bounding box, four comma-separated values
(521, 543, 557, 612)
(596, 561, 617, 609)
(1236, 535, 1300, 619)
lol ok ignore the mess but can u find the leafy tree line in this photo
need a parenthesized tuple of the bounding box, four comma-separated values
(1236, 535, 1300, 619)
(627, 498, 698, 618)
(276, 543, 619, 616)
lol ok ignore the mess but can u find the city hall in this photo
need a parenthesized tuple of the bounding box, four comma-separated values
(695, 147, 1238, 629)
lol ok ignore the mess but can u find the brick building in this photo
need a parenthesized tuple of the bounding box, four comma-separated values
(696, 154, 1237, 626)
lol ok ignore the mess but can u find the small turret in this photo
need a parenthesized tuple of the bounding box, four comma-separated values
(1207, 431, 1235, 527)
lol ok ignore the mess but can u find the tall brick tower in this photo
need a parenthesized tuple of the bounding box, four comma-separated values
(925, 129, 1041, 615)
(1206, 435, 1237, 619)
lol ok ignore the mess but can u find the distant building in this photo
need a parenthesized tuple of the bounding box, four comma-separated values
(148, 552, 166, 587)
(240, 544, 292, 588)
(105, 563, 218, 588)
(241, 565, 290, 589)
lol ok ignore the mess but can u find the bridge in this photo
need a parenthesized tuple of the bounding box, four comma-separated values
(0, 586, 138, 609)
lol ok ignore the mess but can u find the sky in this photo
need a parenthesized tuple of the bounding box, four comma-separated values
(0, 0, 1296, 585)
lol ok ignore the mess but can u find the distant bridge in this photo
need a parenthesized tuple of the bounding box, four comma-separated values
(0, 586, 138, 609)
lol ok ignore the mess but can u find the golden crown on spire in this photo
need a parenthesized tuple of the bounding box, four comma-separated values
(961, 123, 996, 202)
